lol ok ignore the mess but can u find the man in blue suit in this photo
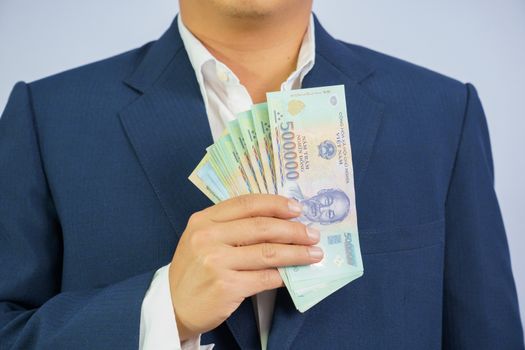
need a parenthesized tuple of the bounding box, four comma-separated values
(0, 0, 523, 349)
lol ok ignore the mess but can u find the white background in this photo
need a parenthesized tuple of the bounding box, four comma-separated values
(1, 0, 524, 331)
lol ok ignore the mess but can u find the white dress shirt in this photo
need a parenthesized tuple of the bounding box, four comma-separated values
(139, 14, 315, 350)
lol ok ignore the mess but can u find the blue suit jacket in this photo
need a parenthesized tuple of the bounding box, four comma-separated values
(0, 16, 523, 350)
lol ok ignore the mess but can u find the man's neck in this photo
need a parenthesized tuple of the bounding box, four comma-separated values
(179, 1, 312, 103)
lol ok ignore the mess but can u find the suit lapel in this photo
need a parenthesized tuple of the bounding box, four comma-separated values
(268, 16, 385, 350)
(304, 57, 385, 190)
(119, 18, 260, 349)
(306, 16, 385, 191)
(119, 45, 213, 236)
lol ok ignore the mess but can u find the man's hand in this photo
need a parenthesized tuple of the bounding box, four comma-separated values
(168, 194, 323, 341)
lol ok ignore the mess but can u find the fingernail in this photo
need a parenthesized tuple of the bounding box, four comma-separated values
(288, 199, 303, 214)
(308, 246, 324, 260)
(306, 227, 320, 241)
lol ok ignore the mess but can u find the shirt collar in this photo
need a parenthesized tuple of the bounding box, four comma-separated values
(177, 14, 316, 90)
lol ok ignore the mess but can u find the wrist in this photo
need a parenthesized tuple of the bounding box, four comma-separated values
(169, 264, 198, 342)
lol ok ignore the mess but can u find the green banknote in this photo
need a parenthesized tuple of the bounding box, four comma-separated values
(267, 85, 363, 311)
(238, 111, 268, 194)
(251, 103, 278, 194)
(208, 134, 250, 195)
(188, 85, 364, 313)
(188, 153, 225, 203)
(227, 120, 261, 194)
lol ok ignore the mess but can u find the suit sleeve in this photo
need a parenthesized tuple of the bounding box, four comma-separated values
(0, 82, 155, 350)
(442, 83, 524, 349)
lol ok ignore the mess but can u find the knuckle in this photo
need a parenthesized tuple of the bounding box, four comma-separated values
(292, 222, 306, 240)
(201, 250, 220, 269)
(261, 243, 277, 262)
(188, 229, 209, 248)
(188, 210, 204, 225)
(252, 217, 268, 235)
(276, 195, 290, 210)
(216, 273, 237, 295)
(260, 269, 273, 285)
(237, 195, 254, 213)
(259, 270, 279, 289)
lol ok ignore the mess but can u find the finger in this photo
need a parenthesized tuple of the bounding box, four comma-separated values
(217, 217, 320, 246)
(207, 194, 302, 222)
(225, 243, 324, 270)
(234, 269, 284, 297)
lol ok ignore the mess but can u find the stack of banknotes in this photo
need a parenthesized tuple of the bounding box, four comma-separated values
(189, 85, 363, 312)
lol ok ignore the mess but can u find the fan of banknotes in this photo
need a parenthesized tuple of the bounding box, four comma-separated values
(189, 85, 364, 312)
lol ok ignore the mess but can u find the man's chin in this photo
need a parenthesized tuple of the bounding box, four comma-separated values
(210, 0, 279, 19)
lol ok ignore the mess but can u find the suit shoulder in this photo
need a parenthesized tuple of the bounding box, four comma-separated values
(341, 41, 468, 123)
(28, 42, 153, 96)
(338, 41, 473, 158)
(341, 41, 466, 94)
(23, 42, 156, 125)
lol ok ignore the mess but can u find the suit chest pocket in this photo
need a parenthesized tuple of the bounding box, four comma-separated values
(359, 219, 445, 255)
